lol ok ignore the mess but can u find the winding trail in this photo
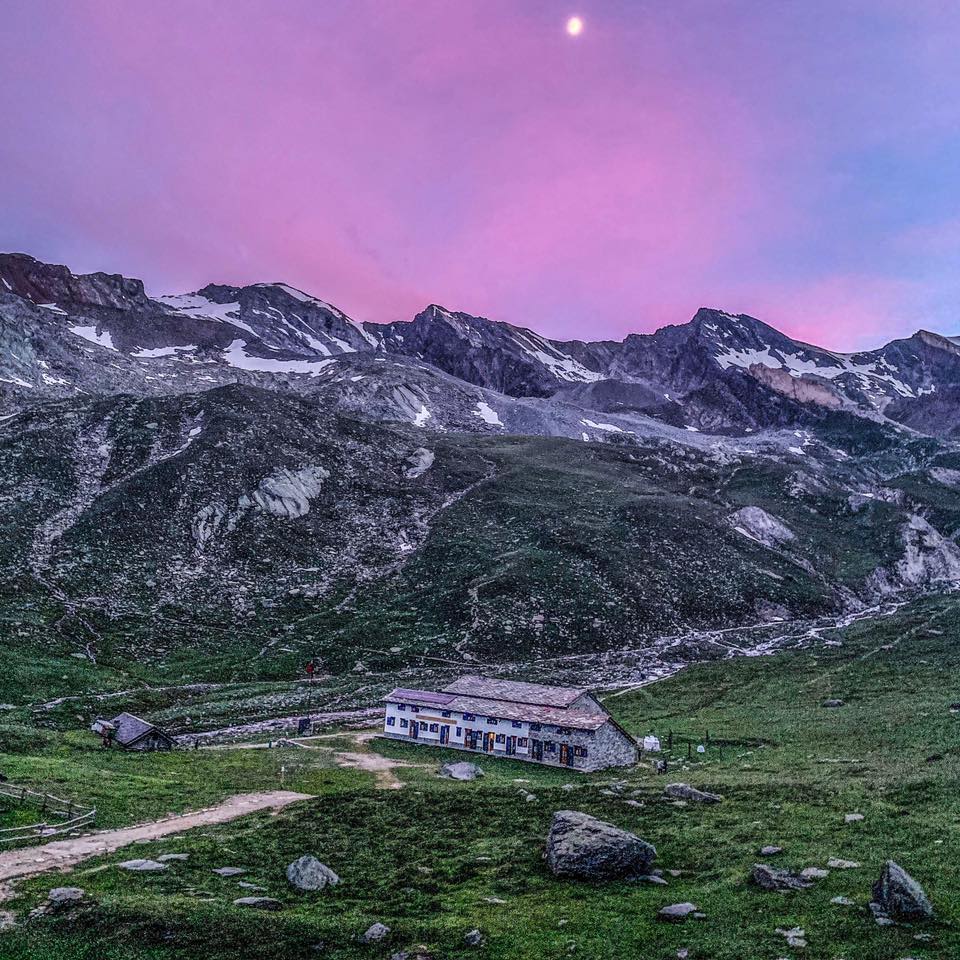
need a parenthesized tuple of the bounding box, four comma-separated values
(0, 790, 311, 891)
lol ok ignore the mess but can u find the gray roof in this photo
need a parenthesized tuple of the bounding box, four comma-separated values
(383, 687, 608, 731)
(111, 712, 168, 745)
(442, 675, 590, 708)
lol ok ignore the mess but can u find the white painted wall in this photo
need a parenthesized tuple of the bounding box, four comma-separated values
(384, 700, 550, 755)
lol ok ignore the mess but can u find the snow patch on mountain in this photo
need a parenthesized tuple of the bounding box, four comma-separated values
(222, 339, 336, 375)
(69, 325, 118, 351)
(581, 417, 623, 433)
(133, 345, 198, 359)
(473, 401, 503, 426)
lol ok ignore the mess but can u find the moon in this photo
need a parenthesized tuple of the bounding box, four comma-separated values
(566, 16, 584, 37)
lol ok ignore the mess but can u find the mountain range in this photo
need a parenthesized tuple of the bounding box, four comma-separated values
(5, 251, 960, 439)
(4, 251, 960, 689)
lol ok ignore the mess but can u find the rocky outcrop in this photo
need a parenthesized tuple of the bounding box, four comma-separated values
(749, 364, 843, 408)
(545, 810, 656, 881)
(872, 861, 933, 921)
(727, 506, 794, 548)
(869, 514, 960, 594)
(751, 864, 813, 891)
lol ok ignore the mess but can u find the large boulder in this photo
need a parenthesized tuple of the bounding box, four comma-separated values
(872, 861, 934, 921)
(664, 783, 722, 804)
(545, 810, 656, 881)
(286, 855, 340, 891)
(440, 762, 484, 781)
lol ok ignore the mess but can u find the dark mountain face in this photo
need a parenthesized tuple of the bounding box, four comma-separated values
(369, 304, 606, 397)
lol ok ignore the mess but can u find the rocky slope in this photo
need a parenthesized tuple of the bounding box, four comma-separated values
(5, 251, 960, 685)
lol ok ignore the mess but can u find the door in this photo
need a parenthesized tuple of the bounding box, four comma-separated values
(484, 732, 495, 752)
(506, 736, 516, 756)
(560, 743, 572, 767)
(465, 728, 474, 748)
(440, 725, 449, 745)
(531, 739, 543, 761)
(410, 720, 419, 739)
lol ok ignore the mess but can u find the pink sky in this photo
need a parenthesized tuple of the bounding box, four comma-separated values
(2, 1, 960, 348)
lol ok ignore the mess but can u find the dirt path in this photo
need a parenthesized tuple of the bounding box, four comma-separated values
(0, 790, 310, 890)
(328, 750, 417, 789)
(290, 731, 430, 789)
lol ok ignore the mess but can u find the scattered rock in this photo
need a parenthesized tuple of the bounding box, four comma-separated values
(658, 902, 698, 923)
(212, 867, 246, 877)
(440, 762, 484, 781)
(760, 845, 783, 856)
(827, 858, 861, 869)
(800, 866, 830, 879)
(157, 853, 189, 862)
(637, 874, 668, 885)
(663, 783, 722, 804)
(623, 799, 644, 808)
(233, 897, 282, 910)
(464, 929, 485, 946)
(545, 810, 656, 881)
(776, 926, 807, 948)
(822, 699, 845, 708)
(118, 859, 168, 872)
(872, 861, 934, 922)
(844, 813, 864, 823)
(831, 896, 855, 906)
(286, 855, 340, 891)
(46, 887, 85, 909)
(483, 897, 507, 904)
(361, 922, 391, 943)
(751, 864, 813, 892)
(238, 882, 267, 891)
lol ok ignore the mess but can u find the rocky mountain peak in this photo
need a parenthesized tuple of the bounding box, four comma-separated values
(0, 252, 149, 311)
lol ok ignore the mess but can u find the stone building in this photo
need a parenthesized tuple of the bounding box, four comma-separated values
(381, 675, 637, 772)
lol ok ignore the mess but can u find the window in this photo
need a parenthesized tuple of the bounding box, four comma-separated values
(429, 723, 439, 733)
(518, 737, 528, 747)
(398, 704, 407, 711)
(575, 745, 588, 757)
(420, 722, 430, 732)
(545, 741, 556, 752)
(463, 712, 476, 721)
(556, 726, 572, 735)
(386, 716, 396, 726)
(455, 727, 462, 737)
(529, 722, 542, 732)
(512, 721, 522, 728)
(411, 706, 420, 713)
(495, 734, 505, 744)
(487, 718, 498, 726)
(441, 710, 451, 718)
(400, 718, 409, 728)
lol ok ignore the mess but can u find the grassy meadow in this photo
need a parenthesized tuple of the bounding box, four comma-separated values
(1, 594, 958, 959)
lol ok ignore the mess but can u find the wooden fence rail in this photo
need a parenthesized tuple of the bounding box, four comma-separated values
(0, 781, 96, 845)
